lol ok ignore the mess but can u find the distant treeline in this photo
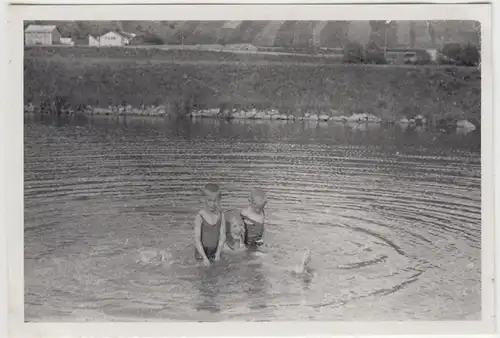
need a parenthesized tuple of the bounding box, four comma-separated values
(439, 43, 480, 67)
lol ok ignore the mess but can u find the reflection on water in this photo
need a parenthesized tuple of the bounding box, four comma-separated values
(243, 259, 269, 312)
(24, 114, 481, 322)
(196, 267, 222, 315)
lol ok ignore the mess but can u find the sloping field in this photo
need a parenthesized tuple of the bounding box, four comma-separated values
(24, 47, 480, 125)
(253, 21, 285, 46)
(319, 21, 351, 48)
(186, 21, 227, 45)
(216, 21, 242, 42)
(238, 21, 270, 43)
(274, 21, 297, 47)
(312, 22, 329, 46)
(168, 21, 201, 44)
(27, 20, 480, 48)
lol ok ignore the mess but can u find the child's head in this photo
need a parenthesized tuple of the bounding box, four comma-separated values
(203, 183, 221, 212)
(249, 188, 267, 213)
(226, 210, 245, 239)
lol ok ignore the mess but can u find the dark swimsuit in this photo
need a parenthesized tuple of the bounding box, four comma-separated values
(241, 212, 265, 248)
(195, 213, 222, 260)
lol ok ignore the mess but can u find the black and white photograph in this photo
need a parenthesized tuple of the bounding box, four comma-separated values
(5, 2, 496, 336)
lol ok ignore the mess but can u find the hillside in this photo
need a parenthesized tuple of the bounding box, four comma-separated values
(25, 20, 480, 49)
(24, 46, 481, 127)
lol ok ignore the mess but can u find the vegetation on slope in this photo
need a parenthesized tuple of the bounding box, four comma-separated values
(24, 47, 480, 126)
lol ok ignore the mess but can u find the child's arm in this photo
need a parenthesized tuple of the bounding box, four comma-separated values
(215, 213, 226, 260)
(194, 213, 210, 266)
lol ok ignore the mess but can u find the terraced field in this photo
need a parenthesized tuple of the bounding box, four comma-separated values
(26, 20, 480, 48)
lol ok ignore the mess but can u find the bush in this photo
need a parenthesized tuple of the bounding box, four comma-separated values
(140, 33, 164, 45)
(460, 44, 480, 66)
(416, 51, 432, 65)
(343, 42, 387, 64)
(343, 42, 365, 64)
(405, 50, 432, 65)
(440, 43, 480, 67)
(364, 42, 387, 65)
(24, 49, 480, 124)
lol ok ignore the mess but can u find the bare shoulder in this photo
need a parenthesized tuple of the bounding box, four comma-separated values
(195, 210, 204, 221)
(198, 209, 222, 224)
(242, 208, 265, 223)
(198, 209, 212, 220)
(240, 207, 253, 219)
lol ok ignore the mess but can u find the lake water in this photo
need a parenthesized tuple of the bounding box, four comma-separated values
(24, 114, 481, 322)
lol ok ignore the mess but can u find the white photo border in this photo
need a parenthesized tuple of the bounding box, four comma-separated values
(4, 2, 496, 337)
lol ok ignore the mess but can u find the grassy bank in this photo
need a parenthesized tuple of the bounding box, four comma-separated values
(24, 47, 481, 126)
(25, 46, 344, 64)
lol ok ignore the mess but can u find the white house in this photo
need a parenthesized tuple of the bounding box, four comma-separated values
(88, 35, 100, 47)
(60, 37, 75, 46)
(425, 49, 439, 62)
(89, 31, 136, 47)
(99, 31, 130, 46)
(25, 24, 62, 46)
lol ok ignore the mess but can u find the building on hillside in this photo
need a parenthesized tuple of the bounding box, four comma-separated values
(120, 32, 137, 42)
(88, 35, 100, 46)
(98, 31, 132, 46)
(89, 31, 136, 47)
(385, 48, 432, 65)
(425, 49, 439, 62)
(224, 44, 258, 52)
(24, 25, 62, 46)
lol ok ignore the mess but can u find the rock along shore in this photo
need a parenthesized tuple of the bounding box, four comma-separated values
(23, 103, 477, 131)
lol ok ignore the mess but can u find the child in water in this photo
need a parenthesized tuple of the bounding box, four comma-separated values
(224, 209, 247, 252)
(227, 189, 313, 279)
(241, 188, 267, 248)
(194, 184, 226, 266)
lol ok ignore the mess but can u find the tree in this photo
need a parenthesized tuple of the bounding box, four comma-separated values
(141, 32, 164, 45)
(427, 21, 436, 46)
(343, 42, 365, 63)
(364, 41, 387, 64)
(368, 21, 387, 47)
(409, 21, 416, 48)
(440, 42, 480, 66)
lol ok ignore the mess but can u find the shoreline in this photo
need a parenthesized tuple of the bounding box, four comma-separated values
(21, 104, 397, 124)
(23, 105, 478, 132)
(24, 48, 481, 130)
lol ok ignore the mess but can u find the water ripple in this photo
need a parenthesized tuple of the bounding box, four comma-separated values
(24, 115, 481, 322)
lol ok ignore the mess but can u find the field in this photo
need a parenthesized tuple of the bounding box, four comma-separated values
(25, 46, 345, 64)
(25, 20, 481, 49)
(24, 47, 481, 125)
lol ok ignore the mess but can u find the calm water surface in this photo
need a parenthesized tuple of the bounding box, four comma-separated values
(24, 115, 481, 321)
